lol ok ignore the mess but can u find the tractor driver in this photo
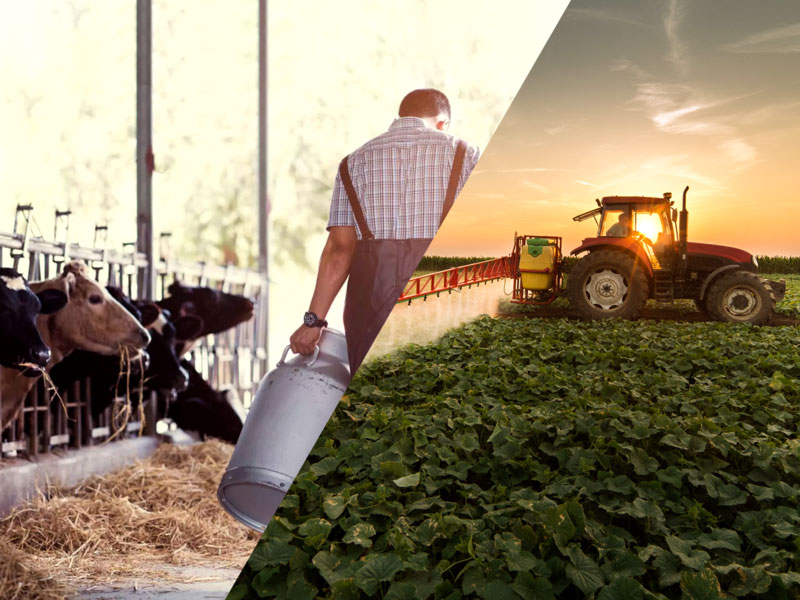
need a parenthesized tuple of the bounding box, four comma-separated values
(606, 213, 632, 237)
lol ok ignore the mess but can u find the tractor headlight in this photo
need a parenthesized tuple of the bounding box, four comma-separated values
(752, 256, 759, 268)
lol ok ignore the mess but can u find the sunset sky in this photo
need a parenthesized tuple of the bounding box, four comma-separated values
(430, 0, 800, 258)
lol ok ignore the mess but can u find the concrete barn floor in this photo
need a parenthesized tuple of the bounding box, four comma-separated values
(74, 564, 240, 599)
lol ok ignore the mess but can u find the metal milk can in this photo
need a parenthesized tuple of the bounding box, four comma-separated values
(217, 328, 350, 532)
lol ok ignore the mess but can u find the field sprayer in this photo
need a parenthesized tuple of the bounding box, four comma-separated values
(506, 186, 786, 324)
(397, 187, 785, 324)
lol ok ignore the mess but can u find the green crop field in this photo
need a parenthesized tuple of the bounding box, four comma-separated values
(775, 274, 800, 318)
(231, 310, 800, 599)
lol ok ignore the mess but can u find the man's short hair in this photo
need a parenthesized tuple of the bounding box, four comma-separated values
(398, 89, 451, 120)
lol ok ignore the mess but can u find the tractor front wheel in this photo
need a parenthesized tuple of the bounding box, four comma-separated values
(567, 250, 649, 319)
(705, 270, 774, 325)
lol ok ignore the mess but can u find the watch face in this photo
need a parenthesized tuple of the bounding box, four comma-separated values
(303, 311, 317, 327)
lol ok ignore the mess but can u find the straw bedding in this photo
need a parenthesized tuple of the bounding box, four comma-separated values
(0, 440, 258, 597)
(0, 540, 69, 600)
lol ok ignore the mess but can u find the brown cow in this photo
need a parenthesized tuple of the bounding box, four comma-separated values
(1, 261, 151, 428)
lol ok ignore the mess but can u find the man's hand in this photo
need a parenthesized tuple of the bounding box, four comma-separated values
(290, 324, 322, 356)
(287, 226, 357, 356)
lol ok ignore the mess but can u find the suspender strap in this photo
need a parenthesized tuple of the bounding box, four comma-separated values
(338, 155, 374, 240)
(440, 140, 468, 227)
(340, 140, 467, 238)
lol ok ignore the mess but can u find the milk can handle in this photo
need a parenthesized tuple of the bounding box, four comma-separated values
(277, 344, 320, 368)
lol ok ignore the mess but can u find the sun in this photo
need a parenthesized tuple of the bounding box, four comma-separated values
(633, 212, 662, 243)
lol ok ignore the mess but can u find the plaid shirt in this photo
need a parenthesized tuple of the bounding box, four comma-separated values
(327, 117, 480, 240)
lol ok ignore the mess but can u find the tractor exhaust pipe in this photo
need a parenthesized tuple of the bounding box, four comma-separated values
(679, 186, 689, 269)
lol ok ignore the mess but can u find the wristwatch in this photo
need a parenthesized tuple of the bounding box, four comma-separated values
(303, 311, 328, 328)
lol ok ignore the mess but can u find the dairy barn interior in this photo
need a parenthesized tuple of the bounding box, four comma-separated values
(0, 1, 270, 597)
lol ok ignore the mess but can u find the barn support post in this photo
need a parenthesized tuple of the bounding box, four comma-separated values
(136, 0, 156, 300)
(258, 0, 269, 368)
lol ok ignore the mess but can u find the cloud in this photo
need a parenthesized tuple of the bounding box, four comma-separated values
(718, 139, 756, 163)
(734, 101, 800, 126)
(623, 81, 762, 172)
(628, 82, 744, 136)
(520, 180, 549, 193)
(640, 154, 720, 187)
(545, 125, 570, 135)
(653, 104, 709, 128)
(566, 7, 651, 29)
(610, 59, 652, 79)
(576, 180, 599, 188)
(722, 23, 800, 54)
(664, 0, 688, 73)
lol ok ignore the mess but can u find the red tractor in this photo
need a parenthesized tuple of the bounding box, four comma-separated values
(512, 187, 786, 324)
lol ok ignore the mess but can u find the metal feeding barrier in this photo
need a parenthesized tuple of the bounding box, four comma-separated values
(0, 205, 267, 461)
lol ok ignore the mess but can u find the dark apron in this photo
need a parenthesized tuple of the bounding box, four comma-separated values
(338, 140, 467, 376)
(343, 238, 431, 374)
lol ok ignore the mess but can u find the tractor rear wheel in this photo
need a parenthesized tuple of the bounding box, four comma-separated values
(705, 270, 774, 325)
(567, 250, 649, 319)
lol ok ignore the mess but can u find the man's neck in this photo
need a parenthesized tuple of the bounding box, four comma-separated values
(392, 116, 431, 128)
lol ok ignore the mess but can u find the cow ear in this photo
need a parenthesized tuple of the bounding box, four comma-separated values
(37, 289, 68, 314)
(138, 303, 161, 328)
(175, 315, 204, 340)
(55, 271, 77, 299)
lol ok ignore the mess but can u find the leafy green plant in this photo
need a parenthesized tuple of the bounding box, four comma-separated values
(231, 314, 800, 599)
(774, 274, 800, 318)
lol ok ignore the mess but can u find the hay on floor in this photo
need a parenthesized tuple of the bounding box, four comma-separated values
(0, 540, 70, 600)
(0, 440, 259, 587)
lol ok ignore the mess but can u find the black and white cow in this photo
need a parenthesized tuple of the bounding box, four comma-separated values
(154, 282, 254, 442)
(0, 268, 67, 372)
(166, 359, 246, 444)
(157, 281, 254, 354)
(136, 304, 202, 397)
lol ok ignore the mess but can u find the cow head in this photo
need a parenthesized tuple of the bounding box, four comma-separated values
(29, 261, 151, 363)
(138, 305, 203, 395)
(157, 281, 254, 339)
(0, 268, 68, 372)
(106, 285, 143, 323)
(165, 359, 245, 444)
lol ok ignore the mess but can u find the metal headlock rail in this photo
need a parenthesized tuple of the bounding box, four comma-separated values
(0, 205, 267, 461)
(397, 256, 514, 303)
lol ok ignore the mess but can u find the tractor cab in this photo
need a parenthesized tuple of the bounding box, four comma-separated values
(597, 196, 676, 267)
(576, 196, 675, 237)
(573, 193, 679, 277)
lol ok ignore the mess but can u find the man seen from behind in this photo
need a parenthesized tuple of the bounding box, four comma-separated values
(289, 88, 480, 376)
